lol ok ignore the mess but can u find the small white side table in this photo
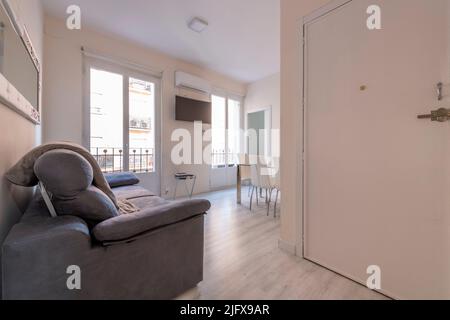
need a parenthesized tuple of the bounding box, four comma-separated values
(174, 173, 197, 200)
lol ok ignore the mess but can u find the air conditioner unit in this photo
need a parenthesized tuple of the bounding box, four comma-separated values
(175, 71, 212, 94)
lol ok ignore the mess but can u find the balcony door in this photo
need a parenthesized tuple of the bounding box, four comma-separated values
(84, 57, 161, 195)
(210, 94, 242, 189)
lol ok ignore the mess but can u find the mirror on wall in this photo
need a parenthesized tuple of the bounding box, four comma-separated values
(0, 0, 40, 116)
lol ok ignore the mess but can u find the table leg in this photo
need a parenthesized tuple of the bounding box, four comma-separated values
(237, 165, 242, 204)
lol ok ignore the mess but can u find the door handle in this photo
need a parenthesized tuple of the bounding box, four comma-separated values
(418, 108, 450, 122)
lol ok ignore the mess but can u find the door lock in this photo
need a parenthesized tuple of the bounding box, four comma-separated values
(418, 108, 450, 122)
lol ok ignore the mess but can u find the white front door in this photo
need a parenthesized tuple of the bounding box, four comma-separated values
(304, 0, 450, 299)
(85, 58, 161, 195)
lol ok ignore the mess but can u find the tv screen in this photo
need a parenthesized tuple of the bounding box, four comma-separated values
(176, 96, 211, 124)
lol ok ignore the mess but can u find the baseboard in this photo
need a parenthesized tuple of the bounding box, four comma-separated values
(278, 239, 297, 255)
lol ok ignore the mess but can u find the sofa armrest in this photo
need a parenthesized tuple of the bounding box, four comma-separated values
(93, 199, 211, 243)
(2, 216, 92, 299)
(2, 215, 91, 256)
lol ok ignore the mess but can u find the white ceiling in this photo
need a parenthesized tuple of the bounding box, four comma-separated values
(42, 0, 280, 83)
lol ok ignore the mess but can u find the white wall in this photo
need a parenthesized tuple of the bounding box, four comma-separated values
(43, 16, 247, 198)
(245, 73, 280, 156)
(245, 73, 280, 130)
(0, 0, 44, 294)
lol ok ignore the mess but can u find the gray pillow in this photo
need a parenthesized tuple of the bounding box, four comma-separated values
(34, 149, 93, 199)
(105, 172, 140, 188)
(34, 149, 119, 222)
(53, 186, 119, 222)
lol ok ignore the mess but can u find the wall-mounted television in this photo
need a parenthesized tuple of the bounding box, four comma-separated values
(175, 96, 211, 124)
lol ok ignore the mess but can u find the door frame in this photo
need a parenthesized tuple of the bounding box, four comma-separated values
(245, 106, 272, 157)
(301, 0, 354, 257)
(82, 54, 162, 195)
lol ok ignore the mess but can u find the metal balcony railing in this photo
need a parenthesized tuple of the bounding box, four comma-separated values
(211, 150, 239, 168)
(91, 147, 154, 173)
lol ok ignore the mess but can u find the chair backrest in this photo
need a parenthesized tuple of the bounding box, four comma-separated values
(251, 164, 272, 189)
(240, 165, 251, 181)
(250, 165, 260, 187)
(259, 167, 272, 189)
(270, 170, 280, 189)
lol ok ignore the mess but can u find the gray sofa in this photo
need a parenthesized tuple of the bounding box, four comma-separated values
(2, 181, 210, 300)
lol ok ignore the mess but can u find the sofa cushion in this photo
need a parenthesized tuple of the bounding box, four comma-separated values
(127, 194, 166, 210)
(35, 150, 93, 198)
(112, 185, 155, 200)
(6, 142, 119, 208)
(34, 150, 119, 222)
(53, 186, 119, 222)
(93, 199, 211, 243)
(105, 172, 140, 188)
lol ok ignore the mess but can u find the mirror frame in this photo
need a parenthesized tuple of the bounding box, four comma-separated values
(0, 0, 41, 124)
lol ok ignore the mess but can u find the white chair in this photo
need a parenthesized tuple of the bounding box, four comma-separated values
(269, 170, 280, 217)
(240, 164, 252, 197)
(250, 164, 272, 215)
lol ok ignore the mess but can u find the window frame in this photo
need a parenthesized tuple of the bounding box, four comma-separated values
(82, 56, 162, 175)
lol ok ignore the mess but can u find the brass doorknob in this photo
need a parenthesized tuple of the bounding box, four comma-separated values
(418, 108, 450, 122)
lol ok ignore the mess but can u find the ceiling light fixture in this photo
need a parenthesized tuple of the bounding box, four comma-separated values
(188, 17, 209, 33)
